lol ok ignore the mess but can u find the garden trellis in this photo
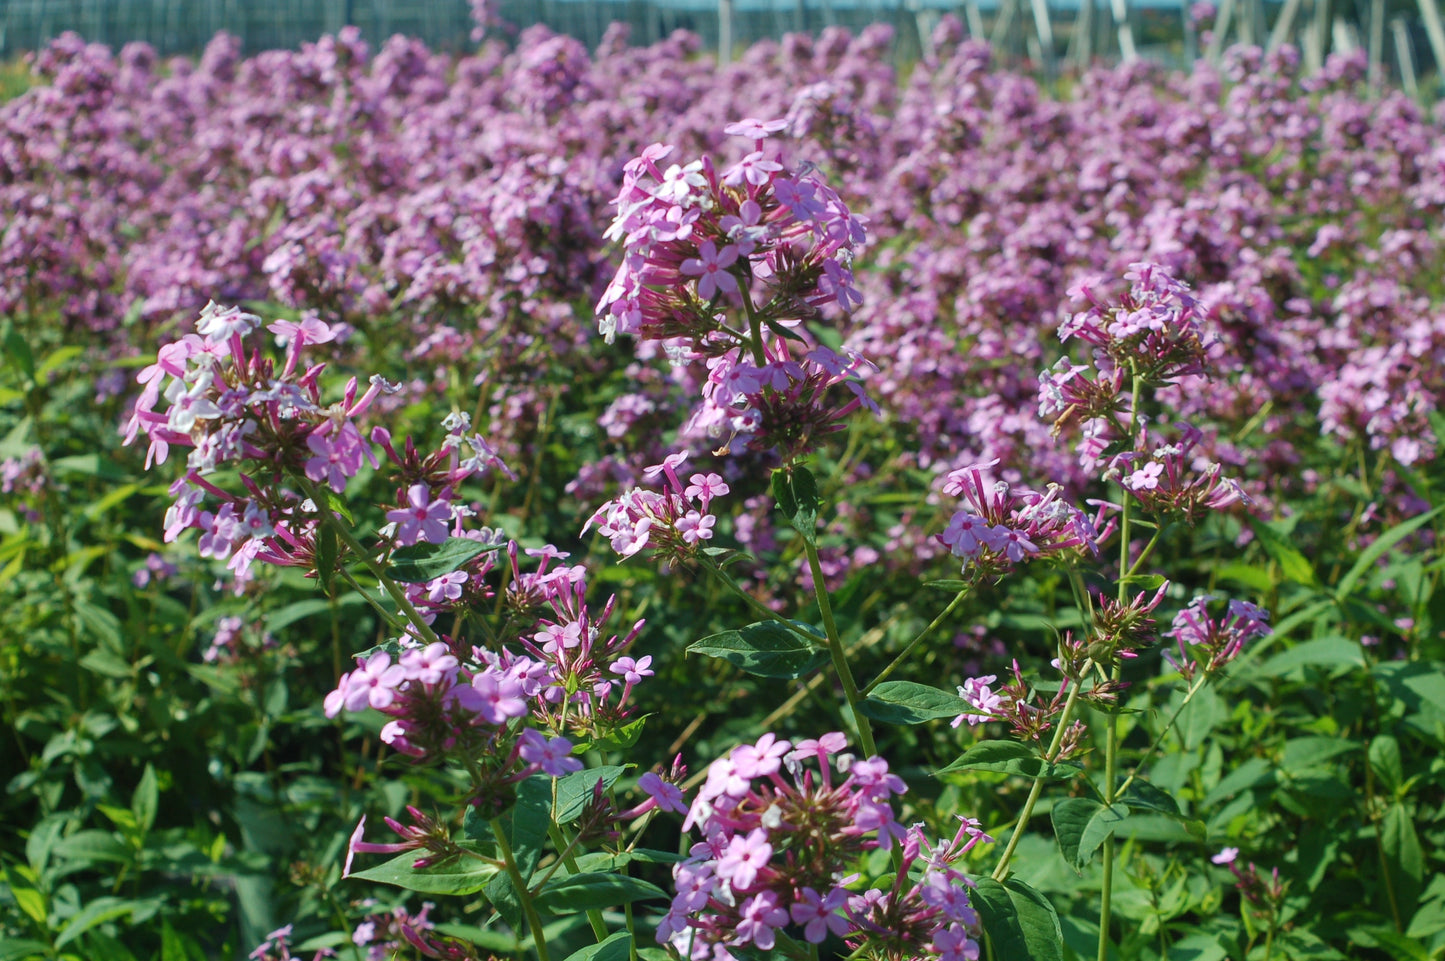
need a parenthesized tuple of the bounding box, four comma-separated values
(0, 0, 1439, 91)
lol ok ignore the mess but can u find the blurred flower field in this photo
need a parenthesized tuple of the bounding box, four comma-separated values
(1, 15, 1444, 961)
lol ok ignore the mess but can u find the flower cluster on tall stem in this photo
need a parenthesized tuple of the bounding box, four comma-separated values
(595, 121, 874, 462)
(658, 732, 988, 961)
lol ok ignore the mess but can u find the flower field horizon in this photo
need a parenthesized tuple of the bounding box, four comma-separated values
(1, 14, 1443, 961)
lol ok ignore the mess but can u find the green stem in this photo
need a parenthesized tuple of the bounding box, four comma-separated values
(492, 818, 549, 961)
(991, 658, 1092, 880)
(737, 275, 768, 366)
(801, 536, 876, 758)
(863, 587, 970, 694)
(695, 554, 827, 644)
(294, 475, 441, 646)
(1098, 370, 1144, 961)
(1114, 673, 1209, 798)
(548, 825, 610, 942)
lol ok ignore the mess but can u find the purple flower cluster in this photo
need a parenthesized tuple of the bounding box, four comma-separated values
(1164, 595, 1271, 681)
(936, 458, 1110, 581)
(121, 302, 507, 592)
(326, 548, 649, 755)
(595, 123, 875, 464)
(658, 733, 989, 961)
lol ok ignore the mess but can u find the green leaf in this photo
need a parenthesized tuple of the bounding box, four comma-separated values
(535, 873, 668, 914)
(53, 829, 131, 865)
(772, 466, 820, 541)
(1280, 736, 1357, 775)
(477, 776, 552, 932)
(267, 595, 363, 632)
(1051, 798, 1128, 871)
(54, 897, 152, 949)
(583, 715, 649, 753)
(1369, 735, 1403, 794)
(971, 877, 1064, 961)
(687, 620, 828, 679)
(1245, 515, 1318, 587)
(347, 843, 499, 895)
(0, 940, 51, 961)
(388, 538, 501, 583)
(935, 740, 1083, 780)
(924, 579, 970, 592)
(2, 322, 36, 382)
(132, 764, 158, 836)
(859, 681, 969, 725)
(1051, 797, 1098, 868)
(1335, 506, 1445, 599)
(316, 523, 339, 594)
(1382, 802, 1424, 918)
(1257, 637, 1365, 677)
(1120, 778, 1181, 817)
(553, 766, 627, 823)
(561, 932, 633, 961)
(1201, 757, 1277, 808)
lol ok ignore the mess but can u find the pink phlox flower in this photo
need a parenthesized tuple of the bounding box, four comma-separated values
(670, 861, 717, 913)
(735, 890, 789, 949)
(165, 375, 222, 434)
(771, 177, 823, 223)
(723, 151, 784, 188)
(684, 472, 729, 509)
(675, 511, 716, 544)
(518, 728, 583, 776)
(196, 300, 261, 345)
(305, 420, 371, 493)
(268, 315, 335, 348)
(399, 642, 458, 684)
(790, 886, 851, 942)
(847, 756, 906, 800)
(536, 620, 584, 653)
(1212, 847, 1240, 865)
(731, 733, 791, 779)
(468, 668, 529, 724)
(920, 869, 980, 925)
(939, 511, 1004, 559)
(714, 827, 773, 892)
(197, 502, 243, 560)
(424, 570, 467, 605)
(999, 527, 1038, 562)
(680, 241, 741, 301)
(654, 161, 706, 203)
(1124, 460, 1165, 491)
(611, 655, 654, 685)
(723, 117, 789, 141)
(643, 451, 689, 491)
(386, 484, 452, 546)
(852, 800, 907, 849)
(953, 675, 1004, 727)
(343, 651, 408, 712)
(639, 771, 688, 815)
(932, 922, 982, 961)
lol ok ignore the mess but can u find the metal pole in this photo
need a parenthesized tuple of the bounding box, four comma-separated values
(1419, 0, 1445, 90)
(1110, 0, 1137, 61)
(718, 0, 732, 66)
(1205, 0, 1234, 63)
(1367, 0, 1384, 85)
(1392, 16, 1418, 97)
(1266, 0, 1303, 52)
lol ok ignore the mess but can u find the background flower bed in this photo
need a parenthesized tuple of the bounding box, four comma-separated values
(1, 16, 1443, 961)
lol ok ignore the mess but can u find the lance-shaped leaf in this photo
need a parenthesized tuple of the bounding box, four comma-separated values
(688, 620, 829, 679)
